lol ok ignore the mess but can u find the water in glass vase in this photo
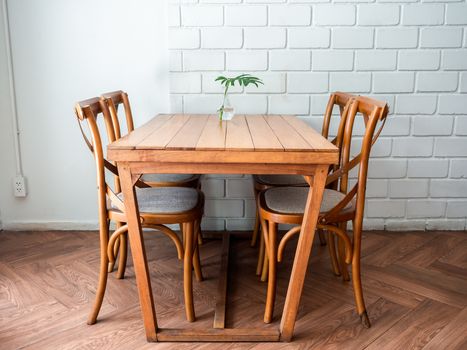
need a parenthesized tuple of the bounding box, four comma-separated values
(223, 107, 234, 120)
(222, 95, 234, 120)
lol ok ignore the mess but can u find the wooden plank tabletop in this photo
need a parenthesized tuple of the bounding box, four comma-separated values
(107, 114, 338, 166)
(109, 114, 337, 153)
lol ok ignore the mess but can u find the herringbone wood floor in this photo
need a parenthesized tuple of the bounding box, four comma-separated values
(0, 230, 466, 349)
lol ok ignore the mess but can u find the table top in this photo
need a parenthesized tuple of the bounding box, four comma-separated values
(107, 114, 338, 165)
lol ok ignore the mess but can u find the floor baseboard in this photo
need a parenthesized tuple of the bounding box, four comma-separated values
(2, 221, 100, 231)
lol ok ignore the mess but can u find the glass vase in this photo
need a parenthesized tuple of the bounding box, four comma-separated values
(221, 95, 234, 121)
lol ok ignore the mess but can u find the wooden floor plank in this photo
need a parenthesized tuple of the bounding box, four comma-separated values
(0, 230, 465, 349)
(422, 307, 467, 350)
(0, 261, 51, 310)
(398, 231, 465, 268)
(437, 235, 467, 269)
(365, 264, 467, 308)
(293, 298, 409, 350)
(361, 274, 425, 309)
(362, 231, 429, 268)
(365, 299, 461, 350)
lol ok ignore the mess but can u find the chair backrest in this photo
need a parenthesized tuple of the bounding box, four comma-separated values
(321, 91, 355, 146)
(324, 95, 389, 227)
(101, 90, 135, 139)
(322, 92, 356, 189)
(75, 97, 127, 213)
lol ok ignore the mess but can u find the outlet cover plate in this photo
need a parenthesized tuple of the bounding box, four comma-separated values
(14, 176, 27, 197)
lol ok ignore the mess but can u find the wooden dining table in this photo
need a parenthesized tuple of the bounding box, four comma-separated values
(107, 114, 338, 342)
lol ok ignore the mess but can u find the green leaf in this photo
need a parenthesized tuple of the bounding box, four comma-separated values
(215, 74, 264, 114)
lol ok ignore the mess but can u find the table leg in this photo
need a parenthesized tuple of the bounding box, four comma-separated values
(213, 232, 230, 329)
(118, 163, 158, 341)
(279, 165, 328, 342)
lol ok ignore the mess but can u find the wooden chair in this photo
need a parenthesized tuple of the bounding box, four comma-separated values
(101, 90, 203, 273)
(101, 90, 201, 188)
(251, 92, 355, 281)
(75, 97, 204, 325)
(257, 95, 389, 326)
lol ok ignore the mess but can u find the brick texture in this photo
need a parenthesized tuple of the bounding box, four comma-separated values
(168, 0, 467, 231)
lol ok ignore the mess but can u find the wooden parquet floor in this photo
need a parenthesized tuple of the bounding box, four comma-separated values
(0, 230, 466, 349)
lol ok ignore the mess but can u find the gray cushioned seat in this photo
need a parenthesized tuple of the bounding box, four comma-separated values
(141, 173, 199, 183)
(113, 187, 199, 213)
(264, 187, 355, 215)
(256, 175, 307, 186)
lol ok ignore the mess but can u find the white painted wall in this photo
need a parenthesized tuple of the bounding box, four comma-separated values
(1, 0, 466, 231)
(169, 0, 467, 231)
(0, 0, 169, 229)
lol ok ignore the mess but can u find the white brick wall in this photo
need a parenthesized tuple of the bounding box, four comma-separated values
(402, 4, 444, 26)
(355, 50, 397, 71)
(269, 5, 311, 26)
(168, 0, 467, 231)
(314, 5, 356, 26)
(270, 50, 311, 71)
(225, 5, 267, 26)
(332, 28, 374, 49)
(201, 27, 243, 48)
(376, 28, 418, 49)
(358, 4, 400, 26)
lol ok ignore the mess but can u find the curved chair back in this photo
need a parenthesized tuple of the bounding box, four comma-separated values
(101, 90, 135, 139)
(321, 91, 356, 189)
(321, 91, 355, 143)
(323, 96, 389, 226)
(74, 97, 130, 214)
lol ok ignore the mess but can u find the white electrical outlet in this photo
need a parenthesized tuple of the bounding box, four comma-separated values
(13, 176, 27, 197)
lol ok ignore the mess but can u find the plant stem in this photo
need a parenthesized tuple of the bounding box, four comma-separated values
(219, 84, 229, 120)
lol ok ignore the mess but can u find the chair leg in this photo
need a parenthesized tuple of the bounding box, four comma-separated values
(351, 221, 370, 328)
(183, 222, 196, 322)
(256, 229, 265, 276)
(337, 223, 350, 281)
(197, 182, 204, 246)
(113, 236, 120, 258)
(327, 231, 341, 276)
(260, 216, 269, 282)
(195, 219, 203, 245)
(193, 221, 203, 282)
(264, 221, 277, 324)
(193, 243, 203, 283)
(251, 188, 261, 247)
(180, 223, 185, 242)
(88, 220, 110, 325)
(260, 251, 268, 282)
(251, 207, 261, 247)
(108, 235, 120, 273)
(338, 236, 350, 281)
(197, 221, 204, 246)
(317, 229, 327, 246)
(352, 257, 370, 328)
(116, 230, 128, 280)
